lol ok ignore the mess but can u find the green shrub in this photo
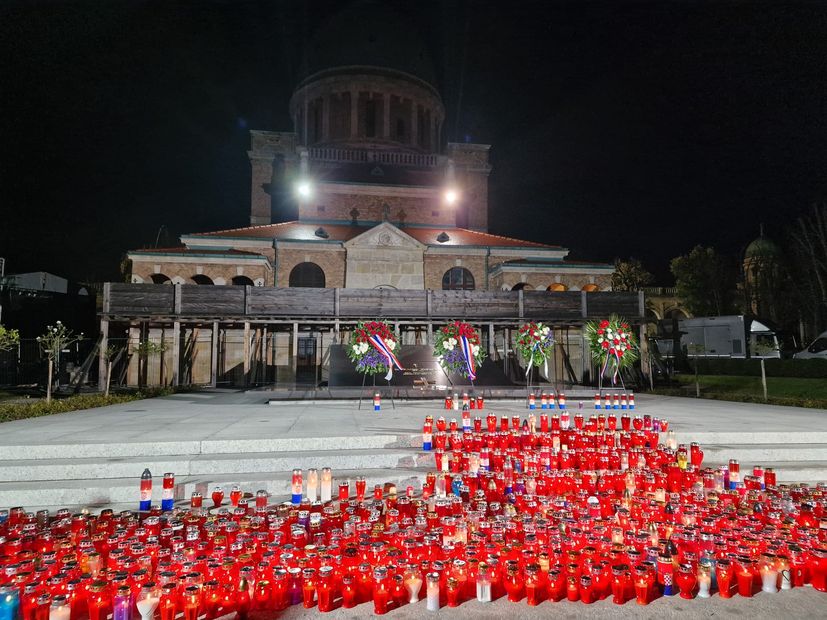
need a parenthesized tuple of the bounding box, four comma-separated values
(691, 358, 827, 378)
(0, 388, 179, 423)
(650, 388, 827, 409)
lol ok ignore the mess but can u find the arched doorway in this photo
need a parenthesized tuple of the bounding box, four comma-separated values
(581, 283, 600, 292)
(231, 275, 255, 286)
(191, 275, 214, 285)
(511, 282, 533, 291)
(150, 274, 171, 284)
(547, 283, 567, 292)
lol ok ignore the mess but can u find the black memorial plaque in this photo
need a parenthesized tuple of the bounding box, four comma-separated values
(328, 345, 513, 387)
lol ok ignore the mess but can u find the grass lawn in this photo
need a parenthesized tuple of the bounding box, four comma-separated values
(675, 374, 827, 399)
(657, 374, 827, 408)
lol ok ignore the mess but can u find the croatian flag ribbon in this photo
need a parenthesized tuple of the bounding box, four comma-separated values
(600, 348, 622, 385)
(460, 335, 477, 381)
(525, 340, 550, 380)
(369, 334, 404, 381)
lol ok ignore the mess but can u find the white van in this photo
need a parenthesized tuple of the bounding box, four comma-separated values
(793, 330, 827, 359)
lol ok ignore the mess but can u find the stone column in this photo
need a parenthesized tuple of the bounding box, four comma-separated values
(350, 91, 359, 137)
(410, 102, 418, 147)
(322, 95, 330, 142)
(383, 93, 391, 138)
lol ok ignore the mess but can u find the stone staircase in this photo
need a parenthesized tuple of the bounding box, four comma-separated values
(2, 427, 826, 513)
(0, 435, 431, 512)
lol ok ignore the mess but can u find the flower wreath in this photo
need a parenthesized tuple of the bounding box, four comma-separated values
(585, 315, 639, 385)
(433, 321, 486, 380)
(346, 320, 404, 380)
(515, 322, 555, 378)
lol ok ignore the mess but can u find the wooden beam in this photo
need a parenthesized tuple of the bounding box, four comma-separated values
(97, 318, 109, 391)
(243, 322, 251, 386)
(171, 321, 181, 387)
(488, 323, 495, 359)
(292, 322, 299, 379)
(581, 290, 588, 318)
(210, 321, 218, 388)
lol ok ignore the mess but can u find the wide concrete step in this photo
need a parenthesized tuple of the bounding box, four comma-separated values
(703, 444, 827, 463)
(0, 468, 429, 510)
(704, 460, 827, 484)
(0, 448, 433, 482)
(671, 431, 827, 445)
(0, 435, 421, 461)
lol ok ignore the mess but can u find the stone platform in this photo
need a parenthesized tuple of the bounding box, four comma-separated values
(0, 392, 826, 511)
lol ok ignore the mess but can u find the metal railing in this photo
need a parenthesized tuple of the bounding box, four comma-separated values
(309, 147, 439, 167)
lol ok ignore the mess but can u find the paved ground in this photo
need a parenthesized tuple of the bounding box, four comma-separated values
(1, 392, 825, 616)
(250, 587, 826, 619)
(0, 391, 825, 445)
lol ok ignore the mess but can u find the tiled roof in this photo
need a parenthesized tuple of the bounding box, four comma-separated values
(130, 247, 263, 257)
(188, 221, 561, 249)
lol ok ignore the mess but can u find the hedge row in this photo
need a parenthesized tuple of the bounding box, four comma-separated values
(689, 357, 827, 378)
(0, 388, 177, 423)
(650, 388, 827, 410)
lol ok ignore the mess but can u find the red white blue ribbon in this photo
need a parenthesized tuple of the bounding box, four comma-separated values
(460, 335, 477, 381)
(369, 334, 404, 381)
(600, 348, 622, 385)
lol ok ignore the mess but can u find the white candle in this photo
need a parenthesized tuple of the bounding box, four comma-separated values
(306, 468, 318, 501)
(426, 573, 440, 611)
(320, 467, 332, 502)
(404, 575, 422, 603)
(136, 596, 159, 620)
(697, 573, 711, 598)
(761, 567, 778, 593)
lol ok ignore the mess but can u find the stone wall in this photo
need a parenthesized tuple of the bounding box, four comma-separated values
(423, 254, 488, 290)
(345, 245, 424, 289)
(275, 247, 346, 288)
(301, 190, 446, 226)
(490, 271, 613, 292)
(131, 260, 271, 286)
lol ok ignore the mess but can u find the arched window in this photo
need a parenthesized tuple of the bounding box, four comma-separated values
(191, 274, 214, 285)
(231, 275, 254, 286)
(289, 262, 325, 288)
(365, 99, 377, 138)
(582, 283, 600, 292)
(442, 267, 475, 290)
(150, 274, 171, 284)
(547, 283, 567, 292)
(511, 282, 533, 291)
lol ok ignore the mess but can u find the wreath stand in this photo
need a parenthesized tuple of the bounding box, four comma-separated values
(357, 371, 396, 410)
(524, 355, 555, 409)
(596, 358, 626, 399)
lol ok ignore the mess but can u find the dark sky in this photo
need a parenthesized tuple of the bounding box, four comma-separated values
(2, 0, 827, 283)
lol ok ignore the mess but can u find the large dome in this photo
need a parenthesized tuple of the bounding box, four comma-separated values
(299, 1, 438, 88)
(745, 236, 780, 259)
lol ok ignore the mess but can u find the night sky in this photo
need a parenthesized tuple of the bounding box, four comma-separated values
(2, 0, 827, 283)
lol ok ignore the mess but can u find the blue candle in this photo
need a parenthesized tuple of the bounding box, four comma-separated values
(0, 586, 19, 620)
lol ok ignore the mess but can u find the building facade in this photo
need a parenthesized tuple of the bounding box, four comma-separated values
(115, 10, 634, 390)
(127, 48, 613, 294)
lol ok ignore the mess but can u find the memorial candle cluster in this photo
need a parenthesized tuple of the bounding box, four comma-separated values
(1, 407, 826, 619)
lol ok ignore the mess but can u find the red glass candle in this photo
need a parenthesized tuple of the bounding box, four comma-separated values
(716, 559, 733, 598)
(736, 559, 754, 597)
(341, 575, 357, 609)
(182, 585, 200, 620)
(808, 547, 827, 592)
(633, 564, 652, 605)
(211, 487, 224, 508)
(675, 563, 697, 599)
(355, 477, 367, 502)
(158, 584, 176, 620)
(445, 577, 460, 608)
(611, 564, 628, 604)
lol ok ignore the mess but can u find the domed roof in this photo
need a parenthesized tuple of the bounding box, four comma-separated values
(745, 235, 780, 259)
(299, 1, 438, 89)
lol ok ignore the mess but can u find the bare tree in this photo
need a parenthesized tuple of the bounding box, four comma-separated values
(789, 204, 827, 337)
